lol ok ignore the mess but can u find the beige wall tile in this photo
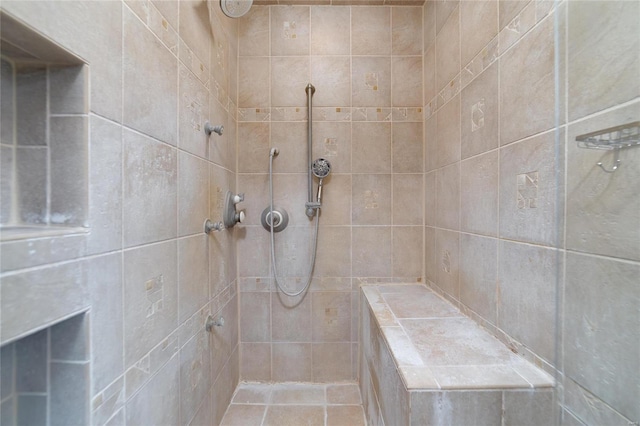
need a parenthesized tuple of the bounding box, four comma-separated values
(271, 56, 310, 107)
(424, 113, 437, 172)
(423, 43, 436, 104)
(240, 292, 270, 342)
(315, 226, 352, 277)
(499, 131, 563, 247)
(498, 241, 558, 362)
(179, 329, 212, 425)
(499, 15, 554, 145)
(271, 292, 311, 342)
(312, 121, 351, 174)
(238, 57, 270, 108)
(435, 5, 460, 92)
(178, 152, 209, 237)
(353, 226, 392, 277)
(178, 65, 209, 159)
(460, 63, 498, 159)
(459, 234, 497, 325)
(270, 6, 310, 56)
(393, 122, 423, 173)
(123, 8, 177, 145)
(424, 171, 436, 227)
(238, 122, 270, 173)
(411, 391, 501, 425)
(352, 122, 392, 173)
(503, 390, 554, 426)
(178, 235, 209, 323)
(126, 355, 179, 426)
(312, 343, 352, 381)
(435, 95, 461, 168)
(352, 174, 392, 225)
(123, 130, 177, 248)
(460, 151, 498, 237)
(393, 174, 423, 226)
(568, 1, 640, 121)
(221, 404, 266, 426)
(424, 228, 436, 282)
(423, 1, 436, 49)
(123, 241, 178, 367)
(263, 405, 323, 426)
(392, 226, 423, 280)
(239, 6, 271, 57)
(178, 1, 211, 65)
(436, 162, 459, 231)
(271, 343, 312, 381)
(566, 103, 640, 261)
(312, 292, 352, 342)
(351, 6, 391, 55)
(316, 175, 351, 225)
(310, 56, 351, 107)
(392, 56, 423, 107)
(460, 1, 498, 67)
(392, 7, 422, 55)
(240, 343, 271, 381)
(499, 0, 528, 30)
(564, 252, 640, 421)
(270, 122, 307, 173)
(311, 6, 350, 55)
(352, 56, 392, 107)
(435, 229, 459, 298)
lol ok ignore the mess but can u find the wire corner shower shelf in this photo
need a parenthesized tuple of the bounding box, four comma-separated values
(575, 120, 640, 173)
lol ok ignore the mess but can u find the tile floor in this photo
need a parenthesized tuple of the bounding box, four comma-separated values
(220, 382, 366, 426)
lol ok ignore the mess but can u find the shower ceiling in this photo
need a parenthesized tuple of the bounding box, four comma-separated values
(253, 0, 425, 5)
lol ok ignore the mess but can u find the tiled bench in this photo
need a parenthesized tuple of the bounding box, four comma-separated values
(359, 284, 555, 426)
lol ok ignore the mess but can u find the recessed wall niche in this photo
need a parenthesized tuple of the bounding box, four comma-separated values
(0, 12, 88, 241)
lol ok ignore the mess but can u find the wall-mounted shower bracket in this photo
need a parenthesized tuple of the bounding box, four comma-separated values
(204, 219, 223, 234)
(223, 191, 245, 228)
(205, 315, 224, 332)
(204, 121, 224, 136)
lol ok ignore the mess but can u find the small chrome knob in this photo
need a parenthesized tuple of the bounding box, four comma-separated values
(204, 122, 224, 136)
(206, 315, 224, 332)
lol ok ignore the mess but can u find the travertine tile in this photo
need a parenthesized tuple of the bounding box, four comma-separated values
(436, 162, 459, 231)
(312, 292, 351, 342)
(435, 94, 461, 168)
(240, 343, 271, 382)
(411, 390, 502, 425)
(499, 131, 563, 247)
(315, 226, 351, 277)
(312, 343, 353, 382)
(271, 122, 307, 173)
(392, 227, 424, 280)
(568, 1, 639, 121)
(499, 15, 554, 145)
(240, 292, 270, 342)
(312, 121, 351, 174)
(221, 404, 266, 426)
(271, 56, 310, 107)
(311, 6, 350, 55)
(351, 56, 392, 108)
(264, 405, 324, 426)
(392, 7, 422, 55)
(327, 405, 366, 426)
(460, 151, 498, 236)
(123, 240, 178, 367)
(270, 6, 310, 56)
(238, 57, 270, 108)
(503, 390, 554, 425)
(352, 226, 392, 278)
(435, 228, 459, 298)
(562, 377, 634, 426)
(239, 6, 270, 57)
(459, 234, 497, 325)
(498, 241, 558, 363)
(178, 64, 209, 159)
(271, 291, 311, 342)
(123, 129, 177, 248)
(393, 175, 423, 225)
(315, 175, 351, 226)
(271, 343, 312, 382)
(392, 56, 422, 107)
(327, 384, 362, 405)
(178, 235, 209, 323)
(430, 365, 530, 389)
(564, 252, 639, 421)
(178, 152, 209, 237)
(460, 0, 498, 67)
(351, 6, 391, 55)
(179, 330, 212, 425)
(311, 56, 351, 107)
(232, 383, 272, 404)
(435, 0, 459, 35)
(352, 174, 391, 225)
(393, 122, 423, 174)
(499, 0, 528, 30)
(123, 8, 177, 145)
(423, 0, 436, 48)
(435, 5, 460, 92)
(423, 43, 436, 105)
(460, 63, 498, 159)
(352, 122, 391, 173)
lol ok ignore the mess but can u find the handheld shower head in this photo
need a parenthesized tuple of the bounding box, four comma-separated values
(312, 158, 331, 179)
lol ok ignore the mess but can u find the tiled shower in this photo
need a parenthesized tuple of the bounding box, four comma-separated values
(0, 1, 638, 426)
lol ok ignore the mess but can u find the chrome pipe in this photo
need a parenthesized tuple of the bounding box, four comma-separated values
(305, 83, 316, 218)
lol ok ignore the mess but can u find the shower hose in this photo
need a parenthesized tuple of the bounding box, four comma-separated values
(268, 149, 320, 297)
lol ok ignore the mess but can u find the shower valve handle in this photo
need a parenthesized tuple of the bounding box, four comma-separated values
(233, 193, 245, 204)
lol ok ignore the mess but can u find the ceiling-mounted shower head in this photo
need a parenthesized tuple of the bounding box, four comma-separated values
(220, 0, 253, 18)
(312, 158, 331, 179)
